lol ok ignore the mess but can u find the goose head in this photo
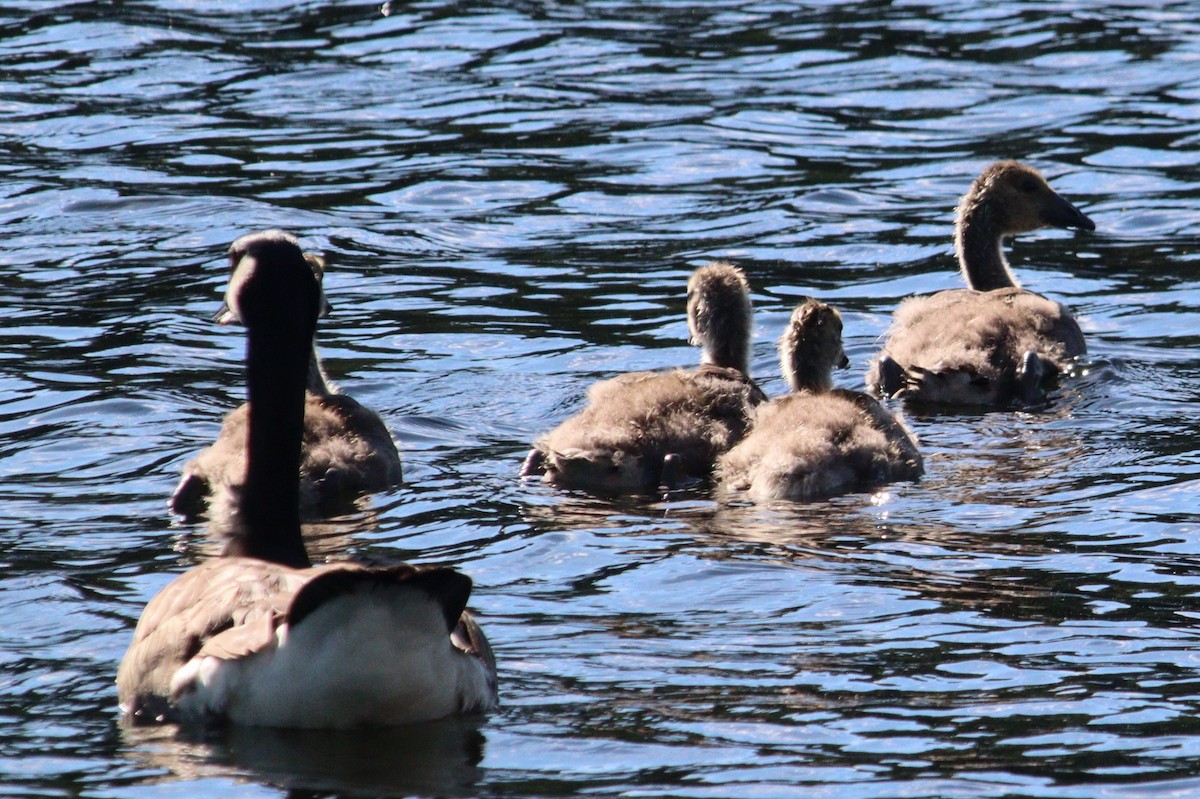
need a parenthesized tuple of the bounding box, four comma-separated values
(953, 161, 1095, 291)
(779, 299, 847, 394)
(686, 261, 753, 374)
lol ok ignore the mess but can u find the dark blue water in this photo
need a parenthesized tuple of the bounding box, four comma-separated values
(2, 1, 1200, 797)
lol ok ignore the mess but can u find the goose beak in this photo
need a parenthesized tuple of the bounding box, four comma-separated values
(1042, 192, 1095, 232)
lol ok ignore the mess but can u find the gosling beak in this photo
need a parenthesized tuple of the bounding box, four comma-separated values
(1042, 191, 1095, 232)
(839, 352, 850, 369)
(213, 301, 237, 325)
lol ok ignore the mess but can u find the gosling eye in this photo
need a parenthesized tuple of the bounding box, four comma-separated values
(1019, 178, 1039, 194)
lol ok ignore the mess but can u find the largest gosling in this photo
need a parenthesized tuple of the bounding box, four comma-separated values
(866, 161, 1095, 406)
(718, 300, 922, 501)
(522, 262, 766, 492)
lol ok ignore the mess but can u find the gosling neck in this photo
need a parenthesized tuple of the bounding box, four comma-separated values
(784, 356, 834, 394)
(696, 300, 752, 374)
(781, 337, 835, 394)
(306, 340, 336, 396)
(955, 202, 1020, 292)
(229, 314, 314, 569)
(700, 333, 751, 376)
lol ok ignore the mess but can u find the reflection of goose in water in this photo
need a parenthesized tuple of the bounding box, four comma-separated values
(118, 230, 496, 728)
(170, 236, 401, 520)
(121, 718, 486, 797)
(867, 161, 1095, 407)
(718, 300, 922, 501)
(522, 261, 766, 492)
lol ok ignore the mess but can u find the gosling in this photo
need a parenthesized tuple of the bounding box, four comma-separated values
(170, 239, 402, 519)
(866, 160, 1095, 407)
(719, 299, 922, 501)
(522, 261, 766, 492)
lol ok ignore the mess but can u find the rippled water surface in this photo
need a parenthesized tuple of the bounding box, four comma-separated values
(3, 1, 1200, 797)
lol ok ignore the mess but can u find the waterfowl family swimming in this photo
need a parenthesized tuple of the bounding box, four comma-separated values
(521, 261, 767, 492)
(866, 161, 1095, 406)
(118, 230, 496, 727)
(718, 300, 922, 501)
(169, 238, 402, 520)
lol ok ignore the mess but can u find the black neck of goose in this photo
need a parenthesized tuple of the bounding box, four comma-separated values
(233, 317, 313, 569)
(956, 203, 1019, 292)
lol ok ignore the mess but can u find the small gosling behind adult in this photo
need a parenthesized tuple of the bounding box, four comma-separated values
(170, 235, 402, 519)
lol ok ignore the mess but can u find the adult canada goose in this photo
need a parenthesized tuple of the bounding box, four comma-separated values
(118, 230, 496, 727)
(866, 160, 1095, 406)
(718, 300, 923, 501)
(169, 240, 402, 520)
(521, 261, 767, 491)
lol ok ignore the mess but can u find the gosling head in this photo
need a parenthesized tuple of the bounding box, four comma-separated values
(779, 299, 847, 394)
(957, 160, 1094, 238)
(686, 261, 753, 374)
(954, 161, 1095, 291)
